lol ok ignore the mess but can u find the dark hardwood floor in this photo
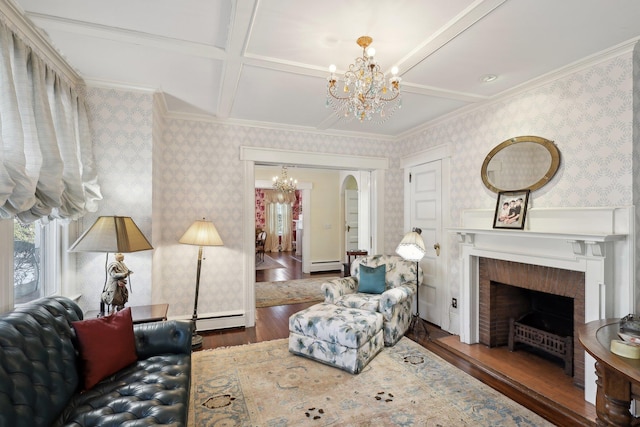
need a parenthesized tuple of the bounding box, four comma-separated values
(200, 252, 597, 426)
(255, 250, 342, 282)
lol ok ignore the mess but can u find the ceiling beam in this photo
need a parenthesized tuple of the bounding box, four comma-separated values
(215, 0, 257, 119)
(26, 12, 227, 59)
(397, 0, 508, 76)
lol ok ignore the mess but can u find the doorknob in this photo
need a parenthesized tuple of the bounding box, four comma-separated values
(347, 225, 351, 232)
(434, 243, 441, 256)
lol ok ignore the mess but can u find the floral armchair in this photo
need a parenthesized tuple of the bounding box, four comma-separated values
(321, 254, 423, 346)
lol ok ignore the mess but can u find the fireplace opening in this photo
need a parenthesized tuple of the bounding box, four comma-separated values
(486, 281, 575, 376)
(478, 258, 587, 388)
(507, 289, 574, 376)
(513, 289, 574, 336)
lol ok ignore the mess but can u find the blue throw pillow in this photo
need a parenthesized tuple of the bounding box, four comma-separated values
(358, 264, 386, 294)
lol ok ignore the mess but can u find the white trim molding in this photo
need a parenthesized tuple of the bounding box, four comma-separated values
(400, 143, 451, 168)
(450, 206, 634, 405)
(400, 143, 453, 332)
(242, 147, 389, 327)
(1, 0, 82, 86)
(0, 219, 13, 314)
(241, 146, 389, 170)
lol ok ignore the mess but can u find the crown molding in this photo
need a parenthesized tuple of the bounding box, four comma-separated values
(241, 146, 388, 170)
(0, 0, 81, 85)
(398, 37, 639, 141)
(83, 77, 157, 94)
(162, 108, 395, 142)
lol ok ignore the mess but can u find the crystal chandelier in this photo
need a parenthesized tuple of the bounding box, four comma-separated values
(326, 36, 402, 123)
(272, 166, 297, 193)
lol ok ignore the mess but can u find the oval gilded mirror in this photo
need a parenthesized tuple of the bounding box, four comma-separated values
(481, 136, 560, 193)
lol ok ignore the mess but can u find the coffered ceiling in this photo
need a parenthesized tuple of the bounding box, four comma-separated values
(10, 0, 640, 137)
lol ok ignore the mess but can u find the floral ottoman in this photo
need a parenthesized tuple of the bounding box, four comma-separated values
(288, 302, 384, 374)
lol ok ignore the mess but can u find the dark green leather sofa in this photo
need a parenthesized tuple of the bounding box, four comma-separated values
(0, 296, 191, 426)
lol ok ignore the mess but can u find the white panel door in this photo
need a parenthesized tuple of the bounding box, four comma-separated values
(345, 189, 359, 251)
(409, 161, 442, 326)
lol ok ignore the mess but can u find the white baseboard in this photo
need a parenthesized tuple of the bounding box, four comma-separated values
(168, 310, 245, 331)
(447, 311, 460, 335)
(308, 261, 342, 272)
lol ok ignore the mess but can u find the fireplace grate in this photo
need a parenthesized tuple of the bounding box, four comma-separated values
(508, 316, 573, 376)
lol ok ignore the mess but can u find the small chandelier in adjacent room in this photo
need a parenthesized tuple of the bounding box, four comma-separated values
(326, 36, 402, 123)
(273, 166, 297, 193)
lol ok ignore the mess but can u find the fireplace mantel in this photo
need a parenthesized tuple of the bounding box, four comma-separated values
(449, 227, 626, 257)
(451, 206, 634, 404)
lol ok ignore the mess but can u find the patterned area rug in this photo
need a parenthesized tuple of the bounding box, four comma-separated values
(255, 277, 337, 307)
(255, 254, 286, 271)
(188, 338, 553, 426)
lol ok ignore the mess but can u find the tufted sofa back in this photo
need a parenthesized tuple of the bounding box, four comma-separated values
(350, 254, 423, 289)
(0, 296, 83, 427)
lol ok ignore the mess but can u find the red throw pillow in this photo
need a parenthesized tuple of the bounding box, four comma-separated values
(72, 307, 137, 390)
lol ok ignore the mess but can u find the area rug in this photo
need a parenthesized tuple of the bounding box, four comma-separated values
(188, 338, 553, 426)
(255, 254, 286, 270)
(255, 277, 337, 307)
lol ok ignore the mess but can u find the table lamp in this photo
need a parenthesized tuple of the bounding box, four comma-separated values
(69, 216, 153, 315)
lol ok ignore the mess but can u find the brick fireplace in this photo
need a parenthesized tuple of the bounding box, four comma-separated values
(451, 206, 633, 405)
(478, 257, 585, 387)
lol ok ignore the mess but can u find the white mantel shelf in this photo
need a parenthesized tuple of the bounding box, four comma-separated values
(452, 206, 634, 406)
(448, 227, 627, 242)
(449, 227, 627, 257)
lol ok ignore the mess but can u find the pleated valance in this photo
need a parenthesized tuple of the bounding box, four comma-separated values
(262, 189, 296, 205)
(0, 19, 102, 223)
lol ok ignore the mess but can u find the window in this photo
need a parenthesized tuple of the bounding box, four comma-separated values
(13, 219, 59, 305)
(276, 203, 284, 236)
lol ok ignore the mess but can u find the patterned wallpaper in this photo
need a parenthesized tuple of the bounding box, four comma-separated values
(255, 189, 266, 230)
(76, 87, 154, 314)
(399, 51, 634, 307)
(153, 122, 398, 317)
(79, 48, 636, 324)
(254, 189, 301, 231)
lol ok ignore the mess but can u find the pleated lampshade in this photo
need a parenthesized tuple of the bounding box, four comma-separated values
(69, 216, 153, 253)
(395, 227, 426, 262)
(179, 219, 224, 247)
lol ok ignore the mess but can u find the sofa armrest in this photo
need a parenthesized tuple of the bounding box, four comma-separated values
(134, 319, 192, 359)
(379, 284, 416, 320)
(321, 277, 358, 303)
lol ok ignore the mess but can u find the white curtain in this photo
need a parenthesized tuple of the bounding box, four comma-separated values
(0, 21, 101, 223)
(263, 190, 295, 252)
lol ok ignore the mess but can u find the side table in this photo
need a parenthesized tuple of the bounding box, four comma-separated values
(344, 249, 368, 277)
(578, 318, 640, 426)
(85, 303, 169, 324)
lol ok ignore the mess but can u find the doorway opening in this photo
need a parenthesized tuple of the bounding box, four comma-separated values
(241, 146, 388, 327)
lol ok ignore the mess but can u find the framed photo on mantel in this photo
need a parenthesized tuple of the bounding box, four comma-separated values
(493, 190, 530, 230)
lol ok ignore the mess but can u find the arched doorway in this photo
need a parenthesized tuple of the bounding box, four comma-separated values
(342, 174, 359, 256)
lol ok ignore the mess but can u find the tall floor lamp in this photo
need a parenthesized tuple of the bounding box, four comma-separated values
(68, 216, 153, 316)
(179, 218, 224, 349)
(395, 227, 428, 340)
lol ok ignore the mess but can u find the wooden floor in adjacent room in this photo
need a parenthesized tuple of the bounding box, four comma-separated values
(202, 251, 597, 426)
(255, 250, 342, 282)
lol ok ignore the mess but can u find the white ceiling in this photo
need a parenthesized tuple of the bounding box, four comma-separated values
(12, 0, 640, 138)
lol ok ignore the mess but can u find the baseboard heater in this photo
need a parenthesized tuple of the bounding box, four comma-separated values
(171, 311, 245, 331)
(309, 260, 342, 273)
